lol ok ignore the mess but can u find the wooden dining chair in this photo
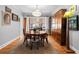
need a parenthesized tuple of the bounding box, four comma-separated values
(23, 29, 30, 47)
(30, 34, 41, 50)
(23, 29, 26, 45)
(40, 33, 48, 46)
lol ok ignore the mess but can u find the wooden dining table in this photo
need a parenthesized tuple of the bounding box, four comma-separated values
(24, 30, 48, 49)
(26, 30, 47, 34)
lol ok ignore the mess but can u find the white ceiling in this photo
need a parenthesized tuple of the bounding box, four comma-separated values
(20, 5, 71, 17)
(8, 5, 73, 17)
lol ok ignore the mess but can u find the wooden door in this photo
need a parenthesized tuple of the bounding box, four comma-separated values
(61, 17, 67, 45)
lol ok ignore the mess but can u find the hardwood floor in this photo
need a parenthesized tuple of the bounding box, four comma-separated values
(49, 36, 75, 53)
(0, 39, 19, 54)
(0, 35, 75, 54)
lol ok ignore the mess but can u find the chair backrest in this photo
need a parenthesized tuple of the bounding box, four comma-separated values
(30, 34, 40, 41)
(41, 33, 48, 39)
(26, 33, 31, 39)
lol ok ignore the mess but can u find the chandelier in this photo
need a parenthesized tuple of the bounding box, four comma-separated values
(32, 5, 42, 17)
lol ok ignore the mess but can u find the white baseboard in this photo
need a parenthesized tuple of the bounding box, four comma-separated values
(70, 45, 79, 54)
(0, 36, 20, 49)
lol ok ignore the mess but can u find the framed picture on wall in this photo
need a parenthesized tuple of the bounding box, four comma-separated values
(68, 15, 79, 30)
(12, 13, 18, 21)
(3, 11, 11, 25)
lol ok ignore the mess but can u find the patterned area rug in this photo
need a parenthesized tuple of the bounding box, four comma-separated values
(10, 43, 62, 54)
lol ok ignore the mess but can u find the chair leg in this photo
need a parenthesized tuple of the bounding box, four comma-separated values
(40, 39, 43, 46)
(37, 42, 39, 49)
(30, 42, 33, 50)
(25, 40, 28, 47)
(23, 38, 28, 47)
(23, 38, 26, 45)
(42, 39, 44, 47)
(46, 38, 48, 44)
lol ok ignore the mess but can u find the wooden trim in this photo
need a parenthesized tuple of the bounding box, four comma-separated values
(0, 36, 20, 50)
(70, 45, 78, 53)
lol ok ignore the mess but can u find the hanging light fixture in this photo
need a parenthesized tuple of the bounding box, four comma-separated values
(32, 5, 42, 17)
